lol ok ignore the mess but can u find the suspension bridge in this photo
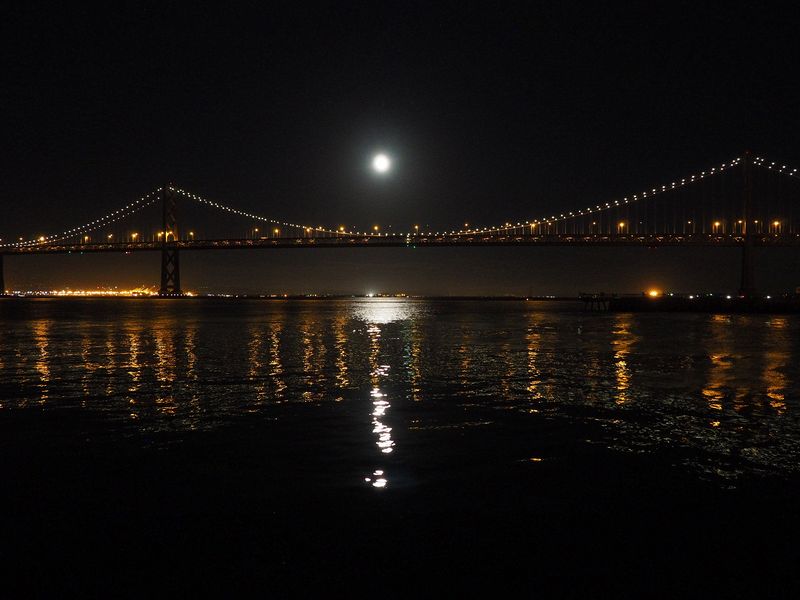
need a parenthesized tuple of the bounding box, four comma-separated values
(1, 151, 799, 296)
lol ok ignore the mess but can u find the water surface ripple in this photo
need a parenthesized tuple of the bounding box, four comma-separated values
(2, 298, 799, 483)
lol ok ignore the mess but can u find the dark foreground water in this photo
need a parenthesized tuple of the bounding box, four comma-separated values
(2, 298, 799, 597)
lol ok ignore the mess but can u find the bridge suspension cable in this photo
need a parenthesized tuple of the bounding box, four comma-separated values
(449, 157, 744, 236)
(1, 188, 162, 249)
(172, 187, 363, 237)
(753, 156, 800, 179)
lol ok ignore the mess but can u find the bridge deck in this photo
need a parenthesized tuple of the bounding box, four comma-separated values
(3, 233, 800, 255)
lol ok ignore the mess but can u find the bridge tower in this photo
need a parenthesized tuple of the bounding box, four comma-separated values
(159, 185, 182, 296)
(739, 151, 756, 297)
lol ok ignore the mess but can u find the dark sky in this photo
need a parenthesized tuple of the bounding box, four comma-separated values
(2, 1, 799, 294)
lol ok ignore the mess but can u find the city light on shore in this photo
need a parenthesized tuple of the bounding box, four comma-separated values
(4, 288, 195, 297)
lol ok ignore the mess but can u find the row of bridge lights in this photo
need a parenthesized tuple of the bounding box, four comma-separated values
(24, 218, 788, 245)
(10, 216, 788, 247)
(608, 219, 783, 233)
(525, 219, 779, 234)
(74, 231, 195, 243)
(710, 220, 783, 233)
(70, 225, 430, 242)
(74, 227, 387, 242)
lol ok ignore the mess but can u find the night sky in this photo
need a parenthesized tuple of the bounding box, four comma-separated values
(2, 2, 799, 295)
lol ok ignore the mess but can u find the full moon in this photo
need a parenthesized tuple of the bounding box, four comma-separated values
(372, 153, 391, 173)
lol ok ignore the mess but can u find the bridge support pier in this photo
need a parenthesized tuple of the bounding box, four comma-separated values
(0, 253, 5, 295)
(739, 151, 756, 297)
(159, 185, 182, 296)
(740, 241, 755, 298)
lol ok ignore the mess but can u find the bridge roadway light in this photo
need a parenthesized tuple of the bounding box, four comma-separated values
(131, 232, 138, 241)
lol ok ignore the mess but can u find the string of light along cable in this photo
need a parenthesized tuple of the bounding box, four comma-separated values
(1, 189, 162, 248)
(447, 157, 744, 237)
(173, 188, 367, 237)
(753, 156, 800, 180)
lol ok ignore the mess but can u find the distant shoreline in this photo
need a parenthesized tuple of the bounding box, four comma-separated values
(4, 294, 800, 314)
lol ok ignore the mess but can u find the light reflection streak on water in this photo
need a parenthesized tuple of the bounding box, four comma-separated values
(763, 318, 789, 414)
(185, 324, 198, 383)
(731, 317, 756, 413)
(127, 330, 142, 393)
(368, 324, 393, 453)
(301, 320, 313, 400)
(184, 323, 202, 427)
(407, 321, 423, 402)
(300, 319, 326, 402)
(500, 339, 514, 400)
(351, 298, 420, 325)
(526, 313, 543, 402)
(702, 315, 734, 412)
(126, 329, 141, 419)
(104, 328, 117, 397)
(32, 320, 51, 404)
(458, 327, 473, 388)
(184, 323, 200, 408)
(249, 323, 269, 405)
(80, 331, 95, 406)
(334, 315, 350, 391)
(612, 314, 635, 406)
(364, 469, 387, 488)
(269, 318, 286, 401)
(154, 323, 177, 416)
(363, 303, 398, 488)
